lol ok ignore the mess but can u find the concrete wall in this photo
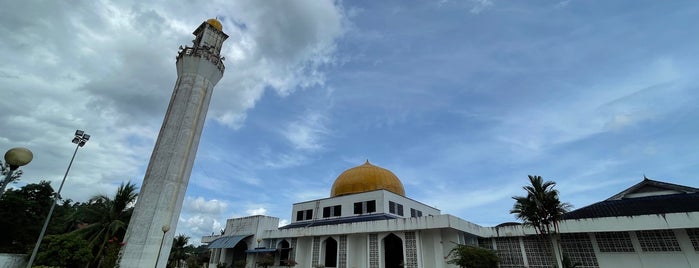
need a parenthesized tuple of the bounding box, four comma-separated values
(0, 254, 26, 268)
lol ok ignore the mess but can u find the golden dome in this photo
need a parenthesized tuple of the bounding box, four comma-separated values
(206, 18, 223, 31)
(330, 160, 406, 197)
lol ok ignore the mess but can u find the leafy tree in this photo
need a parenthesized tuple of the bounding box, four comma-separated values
(34, 233, 93, 267)
(446, 244, 499, 268)
(510, 175, 571, 266)
(168, 234, 190, 268)
(72, 181, 138, 266)
(0, 181, 55, 253)
(256, 253, 275, 268)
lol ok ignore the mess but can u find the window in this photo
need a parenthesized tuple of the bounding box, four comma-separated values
(595, 232, 634, 252)
(410, 208, 423, 217)
(495, 237, 524, 267)
(353, 200, 376, 214)
(523, 236, 554, 267)
(687, 228, 699, 251)
(389, 201, 407, 216)
(305, 209, 313, 220)
(323, 205, 341, 218)
(636, 230, 681, 252)
(560, 233, 598, 268)
(296, 209, 313, 221)
(367, 200, 376, 213)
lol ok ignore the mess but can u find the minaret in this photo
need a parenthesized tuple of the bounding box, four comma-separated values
(119, 19, 228, 268)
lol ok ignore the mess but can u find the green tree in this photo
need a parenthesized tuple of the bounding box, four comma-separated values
(510, 175, 571, 266)
(256, 253, 275, 268)
(446, 244, 499, 268)
(72, 181, 138, 267)
(34, 233, 93, 267)
(168, 234, 190, 268)
(0, 181, 55, 253)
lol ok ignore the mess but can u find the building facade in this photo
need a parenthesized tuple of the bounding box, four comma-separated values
(203, 161, 699, 268)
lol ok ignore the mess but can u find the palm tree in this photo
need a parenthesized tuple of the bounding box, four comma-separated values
(72, 182, 138, 267)
(169, 234, 190, 268)
(510, 175, 571, 266)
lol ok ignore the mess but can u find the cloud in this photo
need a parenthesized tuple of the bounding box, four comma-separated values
(469, 0, 494, 14)
(246, 207, 268, 216)
(283, 111, 330, 151)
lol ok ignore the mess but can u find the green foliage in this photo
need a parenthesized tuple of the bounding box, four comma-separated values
(0, 181, 56, 253)
(233, 260, 246, 268)
(168, 234, 190, 268)
(216, 262, 228, 268)
(71, 181, 138, 267)
(510, 175, 571, 266)
(34, 234, 93, 267)
(282, 259, 298, 267)
(256, 253, 275, 268)
(446, 244, 499, 268)
(510, 175, 571, 235)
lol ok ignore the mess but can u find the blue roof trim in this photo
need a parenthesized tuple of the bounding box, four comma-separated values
(245, 248, 277, 253)
(208, 234, 252, 249)
(279, 213, 400, 229)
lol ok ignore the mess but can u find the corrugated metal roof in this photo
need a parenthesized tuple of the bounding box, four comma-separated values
(208, 234, 252, 249)
(562, 192, 699, 220)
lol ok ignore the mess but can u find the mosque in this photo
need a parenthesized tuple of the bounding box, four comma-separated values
(202, 161, 699, 268)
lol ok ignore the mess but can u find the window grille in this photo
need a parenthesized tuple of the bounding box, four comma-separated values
(560, 233, 598, 268)
(636, 230, 681, 252)
(594, 232, 635, 252)
(687, 228, 699, 251)
(495, 237, 524, 268)
(522, 236, 554, 268)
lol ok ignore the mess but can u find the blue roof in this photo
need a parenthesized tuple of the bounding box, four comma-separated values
(562, 192, 699, 220)
(208, 234, 252, 249)
(245, 248, 278, 253)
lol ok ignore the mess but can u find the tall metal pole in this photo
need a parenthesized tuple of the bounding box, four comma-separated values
(27, 130, 88, 268)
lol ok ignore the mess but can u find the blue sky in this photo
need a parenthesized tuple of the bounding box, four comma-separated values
(1, 0, 698, 243)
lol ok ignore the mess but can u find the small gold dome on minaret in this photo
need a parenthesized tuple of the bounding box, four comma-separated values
(330, 160, 406, 197)
(206, 18, 223, 31)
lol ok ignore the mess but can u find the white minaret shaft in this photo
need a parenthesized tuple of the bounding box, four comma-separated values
(119, 19, 228, 268)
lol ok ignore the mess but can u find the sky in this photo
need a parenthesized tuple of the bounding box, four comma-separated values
(2, 0, 699, 244)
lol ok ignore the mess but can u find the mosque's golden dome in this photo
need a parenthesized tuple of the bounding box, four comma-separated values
(330, 160, 406, 197)
(206, 18, 223, 31)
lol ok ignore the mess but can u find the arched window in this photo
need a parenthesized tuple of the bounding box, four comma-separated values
(324, 237, 338, 267)
(279, 240, 291, 265)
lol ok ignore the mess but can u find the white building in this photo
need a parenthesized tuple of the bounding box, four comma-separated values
(203, 161, 699, 268)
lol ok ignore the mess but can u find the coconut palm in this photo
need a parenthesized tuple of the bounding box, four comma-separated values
(169, 234, 190, 268)
(72, 181, 138, 267)
(511, 175, 571, 266)
(510, 175, 570, 235)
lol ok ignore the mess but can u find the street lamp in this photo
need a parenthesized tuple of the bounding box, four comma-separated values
(27, 130, 90, 268)
(0, 147, 33, 199)
(155, 224, 171, 268)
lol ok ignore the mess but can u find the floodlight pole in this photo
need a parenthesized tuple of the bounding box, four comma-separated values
(27, 130, 89, 268)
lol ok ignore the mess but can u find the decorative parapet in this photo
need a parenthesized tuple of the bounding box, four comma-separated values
(176, 46, 225, 72)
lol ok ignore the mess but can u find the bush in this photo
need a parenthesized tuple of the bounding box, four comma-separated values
(447, 244, 499, 268)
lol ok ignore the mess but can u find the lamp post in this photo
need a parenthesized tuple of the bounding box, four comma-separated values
(27, 130, 90, 268)
(155, 224, 171, 268)
(0, 147, 33, 199)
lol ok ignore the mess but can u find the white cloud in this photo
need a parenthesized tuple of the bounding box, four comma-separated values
(246, 207, 268, 216)
(283, 111, 330, 151)
(469, 0, 494, 14)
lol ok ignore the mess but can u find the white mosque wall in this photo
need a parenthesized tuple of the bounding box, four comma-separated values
(291, 190, 441, 224)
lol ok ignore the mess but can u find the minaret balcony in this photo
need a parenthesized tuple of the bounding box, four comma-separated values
(176, 46, 225, 72)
